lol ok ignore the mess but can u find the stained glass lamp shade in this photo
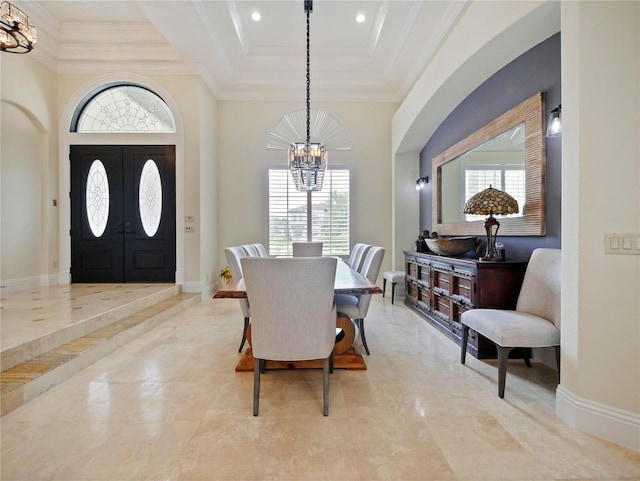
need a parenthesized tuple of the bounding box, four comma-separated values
(463, 186, 519, 261)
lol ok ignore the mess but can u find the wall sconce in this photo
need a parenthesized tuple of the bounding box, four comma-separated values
(546, 104, 561, 138)
(415, 177, 429, 191)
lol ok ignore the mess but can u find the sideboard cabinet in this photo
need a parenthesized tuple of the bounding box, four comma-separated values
(404, 251, 527, 358)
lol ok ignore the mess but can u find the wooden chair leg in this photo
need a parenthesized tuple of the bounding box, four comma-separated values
(555, 345, 561, 376)
(391, 283, 396, 305)
(383, 279, 387, 297)
(358, 318, 370, 355)
(323, 357, 330, 416)
(253, 357, 261, 416)
(239, 317, 250, 352)
(497, 346, 512, 398)
(329, 351, 334, 374)
(523, 347, 532, 367)
(461, 325, 469, 364)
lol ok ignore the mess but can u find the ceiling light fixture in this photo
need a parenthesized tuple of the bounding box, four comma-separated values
(356, 13, 366, 23)
(288, 0, 327, 191)
(0, 1, 37, 54)
(251, 11, 261, 22)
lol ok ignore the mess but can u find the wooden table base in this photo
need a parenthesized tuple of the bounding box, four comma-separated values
(235, 347, 367, 371)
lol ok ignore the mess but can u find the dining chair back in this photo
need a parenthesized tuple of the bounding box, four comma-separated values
(224, 246, 252, 352)
(335, 246, 385, 355)
(292, 241, 323, 257)
(241, 244, 260, 257)
(241, 256, 338, 416)
(460, 248, 561, 397)
(253, 243, 269, 257)
(348, 243, 371, 271)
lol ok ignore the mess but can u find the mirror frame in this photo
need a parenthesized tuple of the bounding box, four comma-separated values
(432, 91, 546, 236)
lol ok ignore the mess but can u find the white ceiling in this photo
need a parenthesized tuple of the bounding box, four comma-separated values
(23, 0, 468, 102)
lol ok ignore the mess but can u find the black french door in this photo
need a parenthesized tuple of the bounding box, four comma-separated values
(70, 145, 176, 283)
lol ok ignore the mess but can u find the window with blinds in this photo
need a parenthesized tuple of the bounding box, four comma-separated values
(268, 169, 350, 256)
(464, 164, 525, 221)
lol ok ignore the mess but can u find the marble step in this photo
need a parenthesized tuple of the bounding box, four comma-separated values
(0, 292, 200, 416)
(1, 284, 182, 371)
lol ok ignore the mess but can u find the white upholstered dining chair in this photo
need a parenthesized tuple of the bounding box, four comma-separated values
(253, 243, 269, 257)
(292, 241, 323, 257)
(241, 256, 338, 416)
(335, 246, 385, 355)
(348, 243, 371, 271)
(241, 244, 260, 257)
(460, 248, 561, 398)
(224, 246, 251, 352)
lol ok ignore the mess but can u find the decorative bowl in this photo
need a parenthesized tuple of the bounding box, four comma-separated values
(425, 236, 478, 256)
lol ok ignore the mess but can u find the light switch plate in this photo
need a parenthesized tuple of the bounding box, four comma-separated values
(604, 233, 640, 255)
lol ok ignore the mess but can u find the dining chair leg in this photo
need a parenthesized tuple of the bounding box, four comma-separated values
(497, 346, 512, 398)
(461, 325, 469, 364)
(253, 357, 261, 416)
(323, 357, 330, 416)
(382, 279, 387, 297)
(554, 345, 561, 376)
(238, 316, 250, 352)
(358, 318, 370, 355)
(391, 283, 396, 305)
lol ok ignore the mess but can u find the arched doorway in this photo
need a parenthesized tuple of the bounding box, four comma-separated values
(65, 82, 181, 283)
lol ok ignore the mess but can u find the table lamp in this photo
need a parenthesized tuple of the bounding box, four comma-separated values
(463, 186, 519, 261)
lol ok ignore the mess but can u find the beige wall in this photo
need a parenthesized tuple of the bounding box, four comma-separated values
(217, 100, 397, 279)
(198, 79, 219, 295)
(0, 54, 58, 288)
(557, 0, 640, 449)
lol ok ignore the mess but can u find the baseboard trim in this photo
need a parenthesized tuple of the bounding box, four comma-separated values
(556, 384, 640, 452)
(0, 275, 53, 293)
(183, 280, 214, 296)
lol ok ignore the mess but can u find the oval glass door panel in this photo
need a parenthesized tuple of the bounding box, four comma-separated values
(86, 159, 110, 237)
(139, 159, 163, 237)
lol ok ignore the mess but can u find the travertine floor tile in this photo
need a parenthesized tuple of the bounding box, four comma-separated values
(2, 292, 640, 481)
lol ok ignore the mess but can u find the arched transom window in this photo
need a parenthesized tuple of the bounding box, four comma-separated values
(73, 84, 175, 133)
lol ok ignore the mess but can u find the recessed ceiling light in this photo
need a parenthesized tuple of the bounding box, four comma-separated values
(355, 13, 366, 23)
(251, 11, 261, 22)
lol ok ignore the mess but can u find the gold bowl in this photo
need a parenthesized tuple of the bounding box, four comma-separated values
(425, 236, 478, 256)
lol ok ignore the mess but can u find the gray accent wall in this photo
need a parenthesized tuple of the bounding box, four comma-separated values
(419, 32, 561, 261)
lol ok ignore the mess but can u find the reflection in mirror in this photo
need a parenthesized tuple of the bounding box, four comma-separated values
(441, 123, 525, 223)
(432, 92, 546, 236)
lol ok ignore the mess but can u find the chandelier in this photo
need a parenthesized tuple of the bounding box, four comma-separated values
(1, 1, 37, 54)
(288, 0, 327, 192)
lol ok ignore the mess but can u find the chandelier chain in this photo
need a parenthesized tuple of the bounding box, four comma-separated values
(306, 6, 311, 144)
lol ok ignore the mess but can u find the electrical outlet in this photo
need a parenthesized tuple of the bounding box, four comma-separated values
(185, 225, 195, 233)
(604, 233, 640, 255)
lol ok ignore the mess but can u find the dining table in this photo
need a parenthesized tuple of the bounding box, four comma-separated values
(213, 258, 383, 371)
(212, 257, 383, 299)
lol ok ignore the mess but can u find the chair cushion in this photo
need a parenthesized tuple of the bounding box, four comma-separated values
(335, 294, 360, 319)
(383, 271, 405, 283)
(461, 309, 560, 348)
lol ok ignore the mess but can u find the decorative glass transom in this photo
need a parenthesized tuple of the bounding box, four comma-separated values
(86, 159, 110, 237)
(139, 159, 163, 237)
(76, 85, 176, 133)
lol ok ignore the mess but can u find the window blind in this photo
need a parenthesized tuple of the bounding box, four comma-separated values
(268, 169, 350, 256)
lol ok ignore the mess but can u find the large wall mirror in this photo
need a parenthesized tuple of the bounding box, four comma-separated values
(432, 92, 546, 236)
